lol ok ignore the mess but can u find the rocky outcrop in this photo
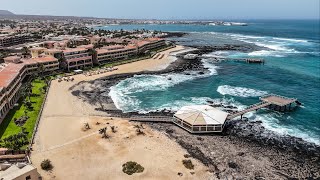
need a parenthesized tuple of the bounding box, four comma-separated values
(224, 120, 320, 162)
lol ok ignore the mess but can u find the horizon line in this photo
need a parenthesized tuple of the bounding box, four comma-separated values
(1, 11, 319, 21)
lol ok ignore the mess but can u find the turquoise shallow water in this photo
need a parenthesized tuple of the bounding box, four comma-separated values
(99, 20, 320, 144)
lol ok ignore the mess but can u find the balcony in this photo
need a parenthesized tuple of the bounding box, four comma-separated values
(67, 56, 92, 63)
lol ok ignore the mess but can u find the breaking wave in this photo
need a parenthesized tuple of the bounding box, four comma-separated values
(109, 61, 220, 112)
(217, 85, 268, 97)
(227, 33, 312, 57)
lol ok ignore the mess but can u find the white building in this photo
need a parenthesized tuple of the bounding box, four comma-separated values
(0, 164, 40, 180)
(173, 105, 229, 133)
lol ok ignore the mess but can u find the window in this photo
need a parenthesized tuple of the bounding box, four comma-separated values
(26, 175, 31, 180)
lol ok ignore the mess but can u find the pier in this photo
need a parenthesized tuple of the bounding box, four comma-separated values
(179, 54, 265, 64)
(201, 55, 265, 64)
(129, 94, 300, 123)
(227, 94, 299, 120)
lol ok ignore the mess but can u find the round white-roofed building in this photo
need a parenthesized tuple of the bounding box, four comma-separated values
(173, 105, 229, 133)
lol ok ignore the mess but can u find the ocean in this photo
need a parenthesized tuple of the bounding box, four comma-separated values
(98, 20, 320, 145)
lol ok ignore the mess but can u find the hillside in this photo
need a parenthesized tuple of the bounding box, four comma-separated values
(0, 10, 15, 15)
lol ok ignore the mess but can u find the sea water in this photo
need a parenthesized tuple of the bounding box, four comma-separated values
(100, 20, 320, 144)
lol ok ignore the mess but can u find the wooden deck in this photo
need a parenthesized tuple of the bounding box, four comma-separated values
(260, 94, 297, 106)
(227, 102, 271, 119)
(227, 94, 299, 120)
(130, 116, 174, 122)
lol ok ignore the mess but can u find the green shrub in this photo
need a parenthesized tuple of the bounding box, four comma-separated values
(0, 128, 29, 150)
(41, 159, 53, 171)
(182, 159, 194, 170)
(122, 161, 144, 175)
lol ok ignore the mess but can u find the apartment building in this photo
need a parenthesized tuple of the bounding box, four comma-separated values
(135, 38, 166, 53)
(30, 47, 46, 58)
(0, 63, 25, 122)
(96, 45, 138, 64)
(0, 34, 31, 47)
(0, 37, 167, 122)
(63, 47, 93, 71)
(23, 56, 60, 74)
(0, 56, 59, 122)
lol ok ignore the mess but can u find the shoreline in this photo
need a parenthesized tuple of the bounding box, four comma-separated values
(70, 45, 320, 178)
(31, 44, 320, 179)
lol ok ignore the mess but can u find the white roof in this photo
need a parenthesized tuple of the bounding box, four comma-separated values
(174, 105, 229, 125)
(0, 164, 36, 180)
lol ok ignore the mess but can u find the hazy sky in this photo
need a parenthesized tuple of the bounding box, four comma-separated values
(1, 0, 319, 19)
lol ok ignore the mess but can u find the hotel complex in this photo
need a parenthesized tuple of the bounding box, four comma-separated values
(95, 38, 165, 64)
(0, 56, 59, 122)
(0, 34, 31, 47)
(0, 36, 166, 122)
(63, 46, 93, 71)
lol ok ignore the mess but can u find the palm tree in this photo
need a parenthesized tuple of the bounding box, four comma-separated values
(134, 124, 145, 136)
(37, 63, 46, 79)
(99, 127, 108, 138)
(58, 56, 67, 70)
(22, 80, 32, 102)
(24, 109, 28, 117)
(22, 47, 30, 58)
(111, 126, 117, 133)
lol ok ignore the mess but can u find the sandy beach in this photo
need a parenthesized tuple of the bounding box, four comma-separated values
(31, 46, 213, 179)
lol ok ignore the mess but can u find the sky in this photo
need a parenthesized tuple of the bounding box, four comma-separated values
(1, 0, 319, 20)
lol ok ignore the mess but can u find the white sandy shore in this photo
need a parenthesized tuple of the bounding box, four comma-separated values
(31, 46, 212, 179)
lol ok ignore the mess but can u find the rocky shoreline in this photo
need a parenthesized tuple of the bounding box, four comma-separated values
(70, 46, 320, 179)
(149, 121, 320, 179)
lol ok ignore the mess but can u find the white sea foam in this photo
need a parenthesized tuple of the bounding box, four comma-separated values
(273, 37, 309, 43)
(217, 85, 268, 97)
(109, 74, 194, 111)
(202, 59, 219, 75)
(226, 101, 320, 145)
(223, 33, 313, 57)
(248, 50, 285, 57)
(254, 114, 320, 145)
(109, 62, 220, 112)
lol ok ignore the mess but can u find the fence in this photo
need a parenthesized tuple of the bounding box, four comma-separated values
(29, 80, 52, 148)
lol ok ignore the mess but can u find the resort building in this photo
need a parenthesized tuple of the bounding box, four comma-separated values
(3, 56, 22, 64)
(96, 45, 138, 64)
(0, 36, 167, 123)
(173, 105, 229, 133)
(135, 38, 166, 53)
(30, 47, 46, 58)
(23, 56, 60, 74)
(0, 63, 25, 123)
(63, 47, 93, 71)
(44, 49, 63, 59)
(0, 55, 59, 122)
(0, 34, 31, 47)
